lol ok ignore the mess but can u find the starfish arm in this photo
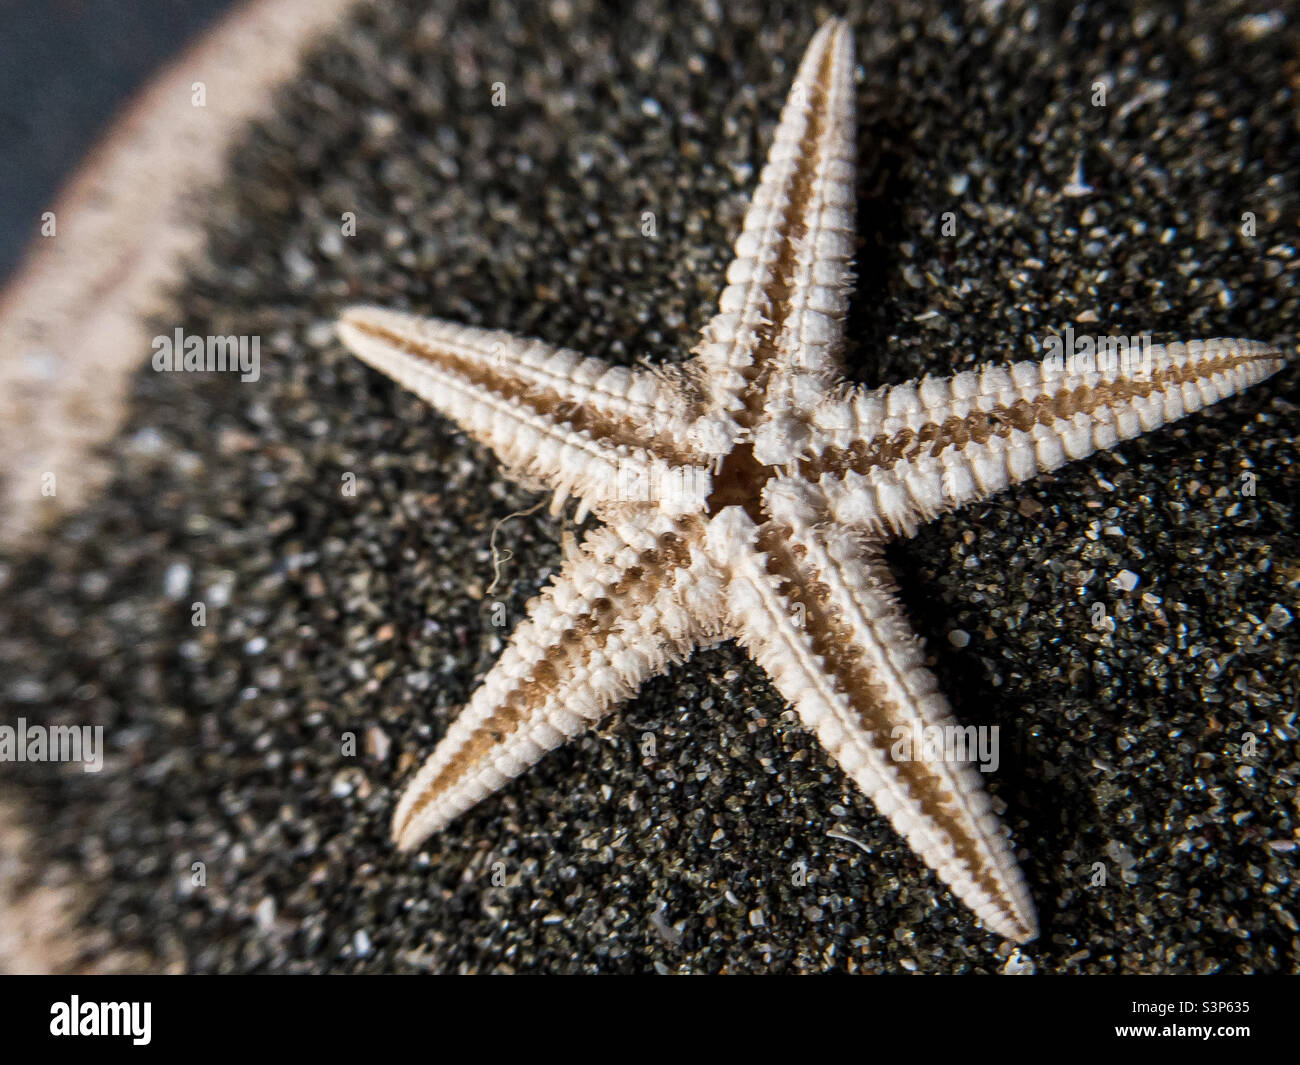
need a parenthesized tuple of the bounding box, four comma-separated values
(392, 516, 719, 850)
(691, 19, 856, 445)
(807, 338, 1287, 536)
(338, 306, 707, 515)
(708, 507, 1038, 942)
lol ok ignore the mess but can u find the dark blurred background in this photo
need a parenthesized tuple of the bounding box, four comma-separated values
(0, 0, 237, 286)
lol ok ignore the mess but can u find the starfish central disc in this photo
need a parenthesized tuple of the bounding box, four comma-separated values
(706, 443, 771, 522)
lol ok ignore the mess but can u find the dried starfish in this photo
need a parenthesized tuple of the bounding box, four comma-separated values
(336, 19, 1284, 943)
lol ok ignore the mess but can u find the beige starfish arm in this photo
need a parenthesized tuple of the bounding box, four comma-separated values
(691, 19, 857, 439)
(806, 338, 1287, 537)
(392, 515, 720, 850)
(708, 507, 1038, 942)
(338, 306, 708, 516)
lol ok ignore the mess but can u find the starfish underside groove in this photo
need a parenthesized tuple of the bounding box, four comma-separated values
(337, 20, 1285, 943)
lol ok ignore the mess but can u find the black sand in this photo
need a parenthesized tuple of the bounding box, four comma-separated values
(1, 0, 1297, 973)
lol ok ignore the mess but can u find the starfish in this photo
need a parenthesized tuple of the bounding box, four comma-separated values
(336, 19, 1285, 944)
